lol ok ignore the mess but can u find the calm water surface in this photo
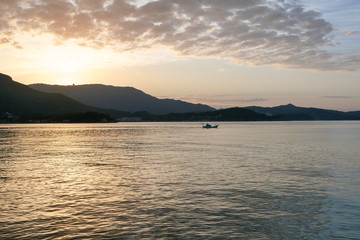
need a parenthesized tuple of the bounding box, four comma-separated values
(0, 122, 359, 239)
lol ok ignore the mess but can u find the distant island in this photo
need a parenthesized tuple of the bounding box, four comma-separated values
(1, 73, 360, 123)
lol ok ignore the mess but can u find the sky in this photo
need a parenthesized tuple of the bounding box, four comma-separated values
(1, 0, 359, 111)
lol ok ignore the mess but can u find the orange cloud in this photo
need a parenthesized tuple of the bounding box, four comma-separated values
(1, 0, 359, 71)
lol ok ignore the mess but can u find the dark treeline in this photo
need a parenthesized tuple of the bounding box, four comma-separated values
(1, 112, 114, 123)
(1, 108, 274, 123)
(130, 107, 275, 122)
(3, 106, 360, 123)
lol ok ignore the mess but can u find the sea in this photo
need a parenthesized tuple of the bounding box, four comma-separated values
(0, 121, 359, 239)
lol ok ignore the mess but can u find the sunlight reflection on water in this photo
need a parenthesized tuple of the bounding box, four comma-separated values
(0, 122, 360, 239)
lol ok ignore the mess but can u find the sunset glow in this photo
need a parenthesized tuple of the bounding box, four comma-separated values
(1, 0, 359, 110)
(2, 2, 360, 238)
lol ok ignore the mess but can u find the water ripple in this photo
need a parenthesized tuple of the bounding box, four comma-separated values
(1, 122, 360, 239)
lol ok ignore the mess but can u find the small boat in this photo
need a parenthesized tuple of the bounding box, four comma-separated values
(202, 123, 218, 129)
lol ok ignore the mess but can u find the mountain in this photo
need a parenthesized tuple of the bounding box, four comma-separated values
(29, 84, 215, 114)
(0, 73, 125, 121)
(346, 110, 360, 119)
(3, 73, 359, 122)
(125, 107, 273, 121)
(245, 104, 360, 120)
(160, 107, 274, 121)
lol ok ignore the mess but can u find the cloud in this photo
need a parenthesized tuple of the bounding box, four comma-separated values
(346, 31, 360, 37)
(11, 41, 23, 49)
(321, 96, 354, 99)
(0, 37, 10, 44)
(1, 0, 359, 71)
(0, 37, 23, 49)
(218, 97, 268, 103)
(176, 95, 268, 105)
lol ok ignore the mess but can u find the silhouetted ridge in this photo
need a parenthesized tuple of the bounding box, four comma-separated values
(29, 83, 215, 114)
(245, 104, 356, 120)
(3, 73, 359, 122)
(0, 73, 13, 82)
(0, 73, 124, 122)
(132, 107, 273, 121)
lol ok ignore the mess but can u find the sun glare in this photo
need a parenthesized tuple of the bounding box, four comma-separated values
(51, 59, 83, 73)
(53, 74, 79, 86)
(43, 45, 100, 73)
(56, 78, 77, 86)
